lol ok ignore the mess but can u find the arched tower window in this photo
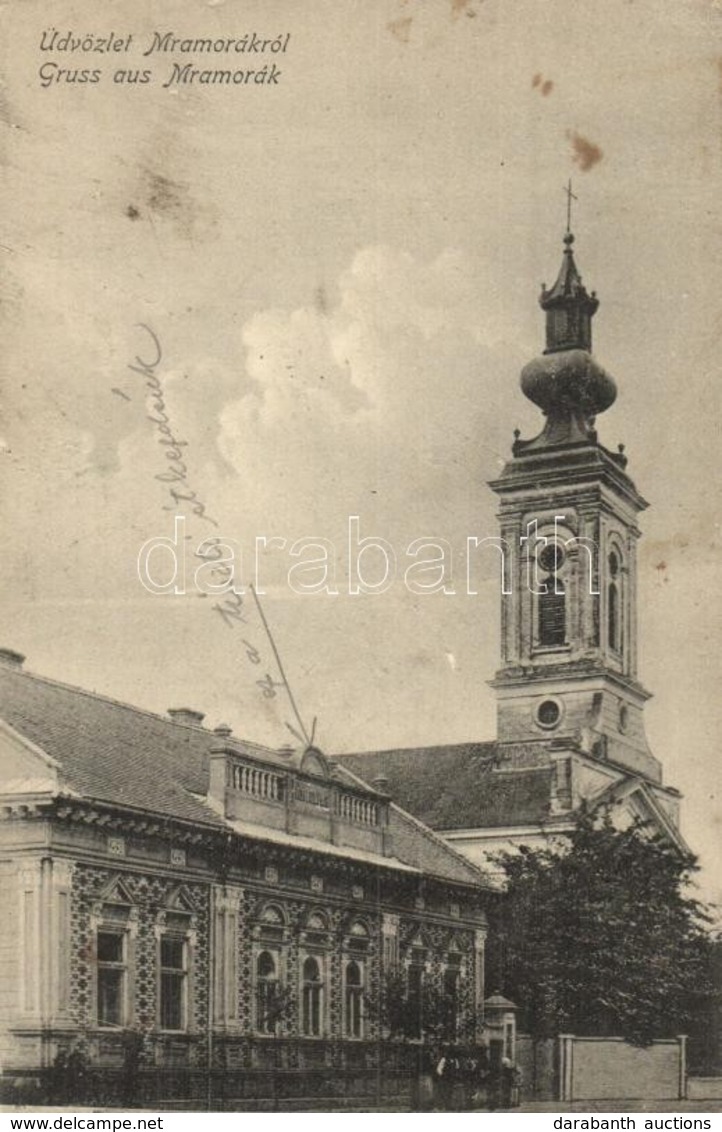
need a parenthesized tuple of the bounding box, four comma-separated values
(608, 551, 622, 654)
(301, 956, 323, 1037)
(536, 542, 567, 648)
(538, 579, 566, 647)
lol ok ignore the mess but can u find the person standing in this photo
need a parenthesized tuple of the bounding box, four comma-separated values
(500, 1055, 515, 1109)
(434, 1048, 452, 1111)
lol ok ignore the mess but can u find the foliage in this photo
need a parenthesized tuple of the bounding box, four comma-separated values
(368, 968, 474, 1044)
(491, 808, 713, 1046)
(260, 983, 294, 1033)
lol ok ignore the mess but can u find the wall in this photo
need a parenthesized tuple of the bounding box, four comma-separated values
(687, 1078, 722, 1100)
(559, 1035, 685, 1101)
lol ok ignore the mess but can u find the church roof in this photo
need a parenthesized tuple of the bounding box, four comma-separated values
(0, 660, 489, 887)
(337, 744, 555, 830)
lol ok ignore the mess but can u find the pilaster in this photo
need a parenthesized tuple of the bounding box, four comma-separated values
(16, 856, 74, 1029)
(211, 884, 243, 1030)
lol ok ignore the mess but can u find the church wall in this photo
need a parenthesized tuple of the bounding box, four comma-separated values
(650, 789, 680, 828)
(497, 689, 591, 743)
(497, 684, 662, 784)
(572, 759, 620, 804)
(443, 829, 572, 884)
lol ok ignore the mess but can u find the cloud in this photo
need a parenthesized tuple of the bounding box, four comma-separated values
(214, 244, 526, 549)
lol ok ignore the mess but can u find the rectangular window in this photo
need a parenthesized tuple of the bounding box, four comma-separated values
(97, 930, 126, 1027)
(159, 934, 187, 1031)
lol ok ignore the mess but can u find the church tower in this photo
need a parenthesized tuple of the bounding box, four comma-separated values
(489, 224, 662, 784)
(338, 211, 684, 861)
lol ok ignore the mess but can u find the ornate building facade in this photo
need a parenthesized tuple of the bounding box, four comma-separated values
(341, 228, 686, 873)
(0, 654, 492, 1107)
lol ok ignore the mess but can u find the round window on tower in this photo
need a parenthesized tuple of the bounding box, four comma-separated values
(538, 543, 565, 574)
(534, 697, 563, 730)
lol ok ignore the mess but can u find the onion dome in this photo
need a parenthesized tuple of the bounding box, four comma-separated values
(515, 230, 617, 454)
(521, 349, 616, 420)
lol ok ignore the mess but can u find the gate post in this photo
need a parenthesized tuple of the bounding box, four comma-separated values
(558, 1033, 574, 1102)
(678, 1035, 687, 1100)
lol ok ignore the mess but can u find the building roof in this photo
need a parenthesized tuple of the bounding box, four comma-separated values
(337, 744, 554, 830)
(0, 661, 489, 888)
(0, 661, 224, 825)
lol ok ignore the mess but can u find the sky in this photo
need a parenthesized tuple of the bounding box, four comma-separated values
(2, 0, 721, 904)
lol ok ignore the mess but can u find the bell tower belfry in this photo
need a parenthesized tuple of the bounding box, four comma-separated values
(489, 225, 661, 783)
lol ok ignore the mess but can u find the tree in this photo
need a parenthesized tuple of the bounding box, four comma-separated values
(491, 808, 713, 1046)
(367, 968, 474, 1045)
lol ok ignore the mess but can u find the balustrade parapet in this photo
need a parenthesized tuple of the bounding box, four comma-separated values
(212, 749, 389, 835)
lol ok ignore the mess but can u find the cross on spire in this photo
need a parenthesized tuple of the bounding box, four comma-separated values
(564, 178, 578, 233)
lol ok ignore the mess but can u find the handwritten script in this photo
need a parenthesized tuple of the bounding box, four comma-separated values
(130, 323, 310, 743)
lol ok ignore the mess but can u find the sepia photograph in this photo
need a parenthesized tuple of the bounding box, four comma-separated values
(1, 0, 721, 1117)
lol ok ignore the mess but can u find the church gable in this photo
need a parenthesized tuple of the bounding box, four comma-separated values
(588, 777, 689, 855)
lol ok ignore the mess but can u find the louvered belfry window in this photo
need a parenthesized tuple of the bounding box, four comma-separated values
(538, 578, 566, 647)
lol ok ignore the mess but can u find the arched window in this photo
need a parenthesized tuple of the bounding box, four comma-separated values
(302, 956, 323, 1037)
(608, 551, 622, 653)
(256, 950, 280, 1034)
(406, 962, 424, 1040)
(345, 960, 363, 1039)
(443, 957, 461, 1040)
(306, 911, 328, 933)
(538, 579, 566, 647)
(259, 904, 284, 927)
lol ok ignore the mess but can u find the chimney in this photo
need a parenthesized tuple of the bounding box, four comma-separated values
(0, 648, 25, 670)
(168, 707, 206, 728)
